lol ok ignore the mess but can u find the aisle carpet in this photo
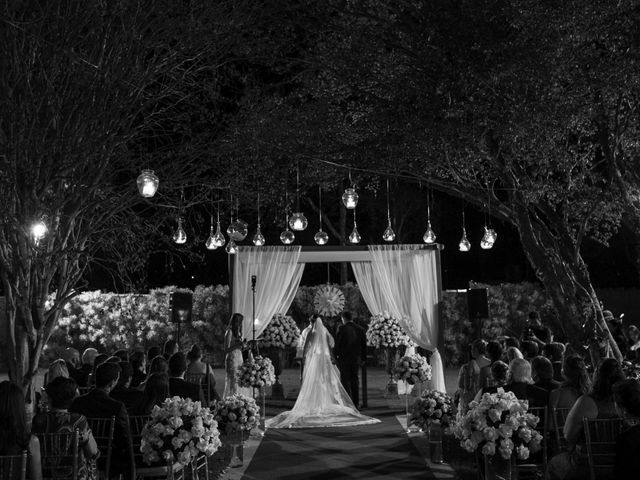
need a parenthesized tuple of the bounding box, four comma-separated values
(241, 405, 438, 480)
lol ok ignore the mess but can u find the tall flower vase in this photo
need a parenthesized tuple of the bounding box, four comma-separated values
(427, 422, 444, 464)
(484, 454, 514, 480)
(384, 347, 398, 397)
(229, 430, 243, 468)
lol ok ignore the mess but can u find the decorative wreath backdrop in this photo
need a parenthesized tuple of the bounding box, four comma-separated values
(313, 284, 345, 317)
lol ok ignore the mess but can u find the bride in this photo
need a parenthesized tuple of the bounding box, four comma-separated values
(266, 316, 380, 428)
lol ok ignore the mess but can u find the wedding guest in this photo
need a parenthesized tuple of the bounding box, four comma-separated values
(506, 346, 524, 363)
(78, 348, 99, 387)
(531, 356, 560, 392)
(62, 347, 83, 386)
(168, 352, 203, 402)
(44, 358, 69, 385)
(186, 345, 220, 402)
(32, 377, 98, 480)
(163, 339, 179, 360)
(70, 362, 132, 479)
(474, 360, 509, 402)
(524, 311, 553, 347)
(520, 340, 539, 362)
(456, 340, 490, 413)
(628, 325, 640, 362)
(113, 349, 129, 362)
(548, 358, 625, 480)
(110, 362, 144, 413)
(503, 336, 521, 350)
(88, 353, 108, 387)
(613, 379, 640, 479)
(604, 310, 628, 356)
(485, 358, 548, 407)
(129, 350, 146, 389)
(106, 355, 121, 364)
(147, 346, 161, 364)
(137, 356, 169, 391)
(133, 373, 170, 415)
(542, 342, 566, 382)
(478, 340, 503, 389)
(0, 381, 42, 480)
(549, 355, 591, 411)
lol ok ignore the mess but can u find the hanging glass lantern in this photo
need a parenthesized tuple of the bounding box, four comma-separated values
(481, 227, 497, 249)
(205, 225, 218, 250)
(349, 224, 361, 244)
(252, 225, 266, 246)
(423, 221, 437, 244)
(31, 220, 47, 245)
(211, 222, 226, 247)
(136, 169, 159, 198)
(226, 239, 238, 254)
(280, 228, 295, 245)
(459, 227, 471, 252)
(314, 230, 329, 245)
(342, 187, 359, 209)
(289, 212, 308, 231)
(382, 222, 396, 242)
(173, 218, 187, 244)
(227, 219, 248, 241)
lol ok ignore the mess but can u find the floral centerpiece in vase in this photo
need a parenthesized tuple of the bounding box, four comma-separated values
(258, 314, 300, 399)
(410, 390, 453, 463)
(212, 394, 260, 468)
(451, 389, 543, 480)
(140, 396, 221, 470)
(238, 354, 275, 436)
(393, 353, 432, 432)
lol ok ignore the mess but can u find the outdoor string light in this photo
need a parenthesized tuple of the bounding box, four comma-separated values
(280, 191, 295, 244)
(382, 178, 396, 242)
(459, 210, 471, 252)
(137, 169, 159, 198)
(173, 189, 187, 244)
(341, 169, 359, 209)
(31, 219, 48, 245)
(314, 185, 329, 245)
(253, 193, 266, 246)
(348, 208, 361, 244)
(423, 189, 437, 244)
(289, 161, 308, 231)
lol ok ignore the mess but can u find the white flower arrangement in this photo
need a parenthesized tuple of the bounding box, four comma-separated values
(366, 312, 414, 348)
(140, 396, 221, 466)
(238, 355, 276, 389)
(410, 390, 454, 430)
(258, 314, 301, 349)
(393, 353, 432, 385)
(212, 394, 260, 435)
(451, 388, 543, 460)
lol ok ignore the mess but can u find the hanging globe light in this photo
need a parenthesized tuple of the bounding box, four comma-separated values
(342, 187, 359, 209)
(31, 220, 47, 245)
(173, 218, 187, 244)
(205, 225, 218, 250)
(225, 239, 238, 254)
(459, 227, 471, 252)
(212, 221, 226, 247)
(349, 224, 361, 244)
(280, 228, 295, 244)
(382, 223, 396, 242)
(289, 212, 308, 231)
(227, 218, 248, 241)
(481, 227, 497, 249)
(423, 221, 437, 244)
(314, 230, 329, 245)
(252, 225, 266, 246)
(136, 169, 159, 198)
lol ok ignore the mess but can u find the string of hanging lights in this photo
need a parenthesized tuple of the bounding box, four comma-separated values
(280, 190, 295, 245)
(314, 185, 329, 245)
(382, 178, 396, 242)
(252, 193, 266, 246)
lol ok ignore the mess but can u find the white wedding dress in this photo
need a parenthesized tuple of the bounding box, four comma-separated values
(266, 318, 380, 428)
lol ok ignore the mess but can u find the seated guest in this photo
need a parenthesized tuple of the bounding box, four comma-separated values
(613, 379, 640, 479)
(147, 346, 161, 364)
(486, 358, 548, 408)
(474, 361, 509, 402)
(506, 346, 524, 363)
(62, 348, 84, 386)
(186, 345, 221, 402)
(113, 349, 129, 362)
(44, 358, 69, 385)
(628, 325, 640, 362)
(478, 340, 504, 389)
(548, 358, 625, 480)
(78, 348, 98, 388)
(520, 340, 540, 362)
(0, 381, 42, 480)
(605, 310, 628, 357)
(70, 362, 132, 479)
(532, 356, 561, 392)
(88, 353, 108, 387)
(168, 352, 204, 402)
(129, 350, 147, 389)
(503, 336, 521, 350)
(133, 373, 170, 415)
(542, 342, 566, 382)
(111, 362, 144, 413)
(32, 377, 98, 480)
(163, 339, 179, 360)
(456, 340, 490, 414)
(106, 356, 121, 364)
(137, 356, 169, 391)
(549, 355, 591, 411)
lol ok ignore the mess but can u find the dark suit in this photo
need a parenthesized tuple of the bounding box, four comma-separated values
(111, 386, 145, 414)
(168, 377, 203, 402)
(70, 389, 132, 477)
(334, 321, 366, 407)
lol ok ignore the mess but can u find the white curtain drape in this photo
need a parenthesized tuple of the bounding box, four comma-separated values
(232, 246, 304, 339)
(357, 245, 445, 392)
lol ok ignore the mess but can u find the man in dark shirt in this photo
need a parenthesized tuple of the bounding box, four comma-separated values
(70, 362, 133, 478)
(531, 356, 561, 392)
(334, 311, 367, 408)
(524, 311, 553, 348)
(111, 362, 144, 413)
(168, 352, 203, 402)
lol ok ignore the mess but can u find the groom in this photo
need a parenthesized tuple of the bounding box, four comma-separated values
(335, 311, 367, 408)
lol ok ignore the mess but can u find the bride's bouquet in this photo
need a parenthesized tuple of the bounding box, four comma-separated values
(393, 353, 432, 384)
(258, 314, 301, 349)
(410, 390, 454, 430)
(451, 388, 542, 460)
(212, 394, 260, 435)
(140, 396, 221, 466)
(238, 355, 276, 389)
(366, 312, 414, 348)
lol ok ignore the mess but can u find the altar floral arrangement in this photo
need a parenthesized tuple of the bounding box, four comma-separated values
(451, 389, 543, 460)
(140, 396, 221, 466)
(212, 394, 259, 435)
(258, 314, 301, 349)
(410, 390, 454, 430)
(238, 355, 276, 388)
(366, 312, 413, 348)
(393, 353, 432, 385)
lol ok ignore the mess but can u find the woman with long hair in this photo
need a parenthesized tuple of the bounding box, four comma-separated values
(222, 313, 249, 398)
(549, 355, 592, 410)
(136, 356, 168, 391)
(133, 373, 170, 415)
(0, 381, 43, 480)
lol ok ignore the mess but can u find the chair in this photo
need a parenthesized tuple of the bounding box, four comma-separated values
(583, 417, 624, 480)
(0, 451, 27, 480)
(37, 430, 80, 480)
(190, 454, 208, 480)
(86, 416, 115, 480)
(517, 406, 548, 480)
(184, 373, 210, 405)
(550, 407, 571, 454)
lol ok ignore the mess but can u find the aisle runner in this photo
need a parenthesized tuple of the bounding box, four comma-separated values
(240, 409, 439, 480)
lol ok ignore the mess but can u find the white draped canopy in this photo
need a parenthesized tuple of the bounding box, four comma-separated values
(231, 244, 445, 392)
